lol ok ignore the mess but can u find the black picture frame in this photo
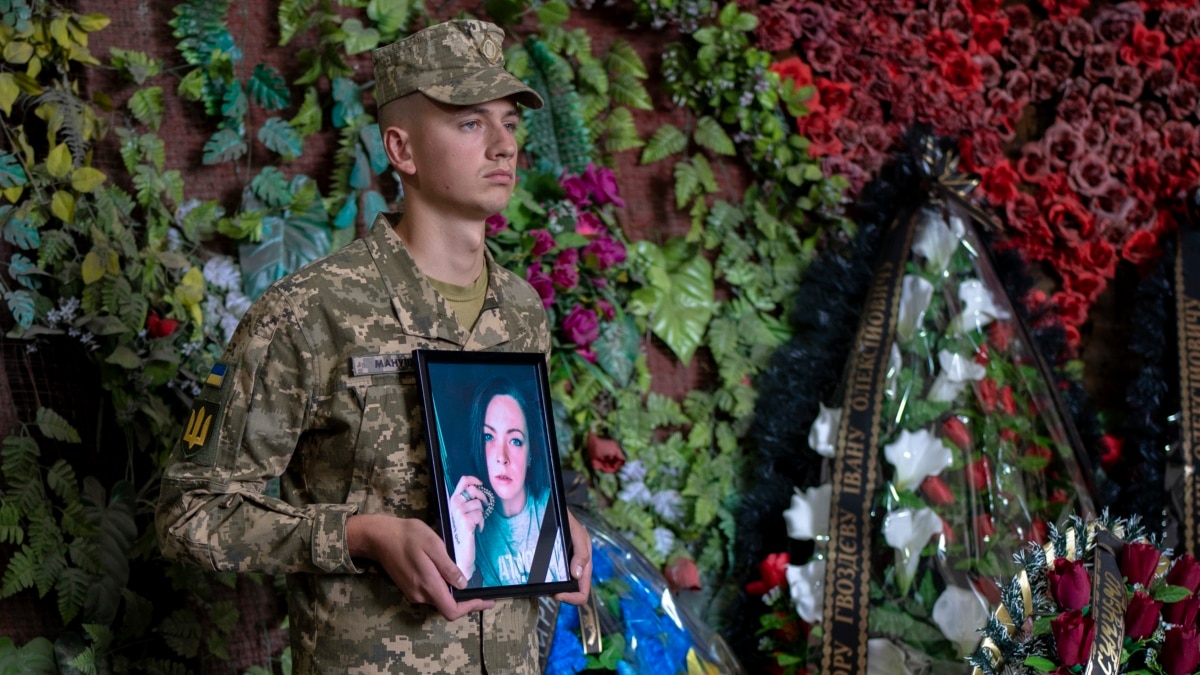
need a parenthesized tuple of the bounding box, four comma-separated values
(414, 349, 578, 600)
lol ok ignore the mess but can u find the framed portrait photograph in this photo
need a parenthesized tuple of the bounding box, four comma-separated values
(414, 350, 578, 600)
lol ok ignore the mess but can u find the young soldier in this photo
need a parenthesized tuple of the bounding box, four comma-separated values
(156, 20, 592, 673)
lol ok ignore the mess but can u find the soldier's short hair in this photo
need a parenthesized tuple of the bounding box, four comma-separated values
(372, 20, 544, 110)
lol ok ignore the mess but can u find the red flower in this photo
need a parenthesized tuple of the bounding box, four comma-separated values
(665, 556, 702, 592)
(746, 552, 790, 595)
(146, 311, 180, 339)
(999, 386, 1017, 415)
(970, 14, 1010, 55)
(1125, 590, 1164, 640)
(586, 433, 625, 473)
(1122, 22, 1170, 70)
(815, 78, 853, 120)
(1051, 609, 1096, 667)
(1046, 198, 1096, 244)
(1098, 434, 1123, 471)
(974, 513, 996, 540)
(977, 379, 999, 413)
(939, 50, 984, 101)
(1121, 542, 1164, 588)
(1048, 558, 1091, 611)
(1173, 39, 1200, 85)
(979, 160, 1020, 204)
(1167, 554, 1200, 594)
(921, 475, 955, 506)
(1122, 228, 1162, 265)
(967, 457, 992, 491)
(942, 417, 972, 450)
(1163, 592, 1200, 626)
(988, 321, 1013, 352)
(796, 108, 844, 157)
(1029, 518, 1049, 545)
(770, 57, 817, 102)
(1163, 626, 1200, 675)
(1052, 291, 1089, 327)
(1065, 271, 1107, 305)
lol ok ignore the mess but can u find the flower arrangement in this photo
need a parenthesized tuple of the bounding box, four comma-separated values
(970, 513, 1200, 675)
(746, 198, 1095, 673)
(752, 0, 1200, 342)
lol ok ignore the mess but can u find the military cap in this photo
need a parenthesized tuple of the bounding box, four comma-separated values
(372, 20, 544, 110)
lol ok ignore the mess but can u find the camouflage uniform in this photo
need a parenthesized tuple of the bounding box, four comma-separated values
(156, 213, 550, 674)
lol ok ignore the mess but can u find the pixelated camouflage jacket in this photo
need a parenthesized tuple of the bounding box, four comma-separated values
(156, 213, 550, 674)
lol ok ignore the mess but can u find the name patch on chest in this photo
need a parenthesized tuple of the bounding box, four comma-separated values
(350, 353, 414, 376)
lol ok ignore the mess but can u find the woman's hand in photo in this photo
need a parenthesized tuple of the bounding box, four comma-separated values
(448, 475, 487, 579)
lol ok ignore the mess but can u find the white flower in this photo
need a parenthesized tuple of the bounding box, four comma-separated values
(884, 429, 954, 492)
(652, 527, 676, 558)
(885, 343, 902, 400)
(883, 507, 943, 595)
(932, 586, 989, 657)
(927, 350, 987, 402)
(618, 481, 652, 506)
(912, 208, 965, 275)
(897, 275, 934, 342)
(786, 558, 826, 624)
(650, 489, 683, 521)
(807, 403, 841, 457)
(783, 483, 832, 541)
(951, 279, 1012, 334)
(225, 290, 251, 318)
(618, 459, 647, 484)
(867, 638, 913, 675)
(203, 255, 242, 293)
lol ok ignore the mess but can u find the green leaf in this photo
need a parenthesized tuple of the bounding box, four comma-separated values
(1154, 584, 1194, 603)
(640, 124, 687, 164)
(693, 153, 719, 193)
(0, 636, 55, 674)
(239, 206, 331, 300)
(368, 0, 413, 38)
(537, 0, 570, 26)
(128, 87, 164, 131)
(2, 207, 39, 249)
(109, 48, 162, 85)
(278, 0, 318, 45)
(7, 253, 41, 290)
(45, 459, 78, 502)
(104, 345, 142, 369)
(291, 87, 322, 138)
(341, 18, 381, 55)
(604, 107, 644, 153)
(81, 478, 136, 625)
(868, 603, 947, 643)
(1, 548, 37, 597)
(4, 289, 35, 331)
(159, 608, 202, 659)
(1023, 656, 1058, 672)
(258, 117, 303, 160)
(673, 160, 699, 210)
(643, 240, 715, 365)
(359, 124, 389, 174)
(576, 58, 608, 96)
(202, 127, 247, 165)
(605, 39, 647, 78)
(610, 70, 652, 110)
(331, 77, 364, 129)
(36, 408, 81, 443)
(694, 116, 736, 156)
(56, 567, 89, 625)
(250, 166, 293, 209)
(594, 314, 640, 387)
(0, 151, 28, 188)
(248, 63, 290, 110)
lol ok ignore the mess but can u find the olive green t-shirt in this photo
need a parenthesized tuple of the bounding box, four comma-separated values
(427, 270, 488, 331)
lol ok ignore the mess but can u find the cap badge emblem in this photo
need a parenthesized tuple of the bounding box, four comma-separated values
(479, 36, 501, 64)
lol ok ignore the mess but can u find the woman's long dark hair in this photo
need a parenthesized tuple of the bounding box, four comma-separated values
(465, 376, 550, 502)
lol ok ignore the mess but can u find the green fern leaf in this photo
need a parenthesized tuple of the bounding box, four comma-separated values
(576, 57, 608, 96)
(210, 600, 239, 634)
(605, 39, 648, 78)
(0, 502, 22, 546)
(610, 71, 652, 111)
(604, 107, 643, 153)
(291, 87, 322, 138)
(56, 566, 89, 624)
(248, 63, 290, 110)
(4, 289, 35, 331)
(278, 0, 319, 45)
(159, 608, 203, 658)
(1, 434, 39, 481)
(673, 160, 699, 210)
(38, 229, 72, 268)
(36, 87, 91, 166)
(250, 166, 293, 209)
(202, 127, 246, 165)
(640, 124, 686, 164)
(0, 150, 27, 188)
(693, 153, 718, 193)
(109, 48, 162, 85)
(45, 459, 79, 503)
(694, 116, 735, 156)
(36, 408, 81, 443)
(1, 548, 37, 597)
(128, 87, 164, 131)
(329, 122, 361, 207)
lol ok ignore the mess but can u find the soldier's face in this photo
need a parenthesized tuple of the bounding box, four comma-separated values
(409, 96, 521, 221)
(483, 394, 528, 510)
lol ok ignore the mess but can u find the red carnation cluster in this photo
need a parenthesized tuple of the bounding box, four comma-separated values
(754, 0, 1200, 337)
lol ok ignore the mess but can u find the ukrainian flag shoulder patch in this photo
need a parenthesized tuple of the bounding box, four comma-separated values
(206, 363, 228, 388)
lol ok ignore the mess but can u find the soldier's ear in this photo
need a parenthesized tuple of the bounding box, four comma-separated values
(382, 124, 415, 176)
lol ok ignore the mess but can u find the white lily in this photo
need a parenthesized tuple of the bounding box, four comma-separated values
(867, 638, 913, 675)
(897, 275, 934, 342)
(885, 343, 902, 400)
(884, 429, 954, 492)
(951, 279, 1012, 334)
(783, 483, 832, 541)
(883, 507, 943, 595)
(912, 208, 965, 275)
(932, 586, 989, 657)
(807, 403, 841, 458)
(927, 349, 987, 402)
(786, 558, 826, 624)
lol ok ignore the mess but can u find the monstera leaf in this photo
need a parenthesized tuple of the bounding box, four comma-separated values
(239, 198, 330, 300)
(630, 238, 715, 365)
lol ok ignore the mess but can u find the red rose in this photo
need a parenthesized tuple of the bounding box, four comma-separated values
(970, 14, 1009, 54)
(146, 311, 180, 339)
(999, 386, 1017, 415)
(1125, 590, 1164, 641)
(980, 160, 1019, 204)
(1053, 291, 1090, 327)
(1121, 22, 1169, 70)
(1163, 592, 1200, 626)
(770, 57, 818, 103)
(1084, 239, 1117, 278)
(815, 78, 853, 121)
(1051, 609, 1096, 667)
(796, 108, 844, 157)
(942, 417, 972, 450)
(977, 379, 999, 413)
(1047, 198, 1096, 244)
(1121, 541, 1164, 588)
(1065, 271, 1107, 304)
(586, 433, 625, 473)
(1122, 228, 1162, 265)
(1000, 429, 1019, 444)
(939, 50, 984, 102)
(988, 321, 1013, 352)
(746, 552, 790, 595)
(665, 556, 702, 592)
(1029, 518, 1049, 545)
(1168, 555, 1200, 594)
(975, 513, 995, 540)
(1163, 626, 1200, 675)
(1048, 558, 1092, 611)
(1098, 434, 1123, 471)
(755, 5, 801, 53)
(967, 457, 992, 491)
(921, 475, 955, 506)
(1173, 39, 1200, 85)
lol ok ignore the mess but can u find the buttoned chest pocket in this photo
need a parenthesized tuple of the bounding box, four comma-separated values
(342, 373, 430, 517)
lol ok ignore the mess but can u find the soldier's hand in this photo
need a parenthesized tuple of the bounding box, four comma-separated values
(554, 510, 592, 606)
(347, 513, 495, 621)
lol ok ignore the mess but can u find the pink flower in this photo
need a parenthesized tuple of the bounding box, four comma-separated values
(551, 249, 579, 290)
(563, 305, 599, 347)
(582, 235, 627, 270)
(586, 433, 625, 473)
(583, 163, 625, 208)
(560, 174, 591, 207)
(596, 299, 615, 320)
(529, 229, 556, 257)
(525, 265, 555, 308)
(575, 211, 605, 236)
(665, 556, 703, 592)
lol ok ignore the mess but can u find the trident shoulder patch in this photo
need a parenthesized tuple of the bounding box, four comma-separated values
(183, 363, 232, 466)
